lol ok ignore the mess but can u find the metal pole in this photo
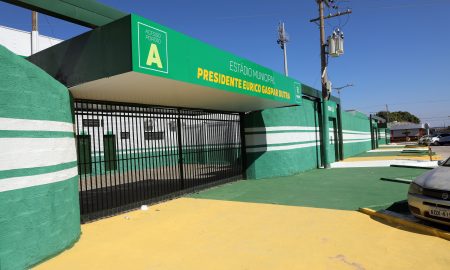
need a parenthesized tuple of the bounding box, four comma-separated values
(239, 113, 247, 179)
(176, 111, 184, 189)
(369, 114, 375, 150)
(282, 23, 289, 76)
(385, 104, 390, 123)
(31, 11, 38, 54)
(277, 22, 289, 76)
(319, 0, 330, 168)
(428, 145, 433, 161)
(337, 104, 344, 160)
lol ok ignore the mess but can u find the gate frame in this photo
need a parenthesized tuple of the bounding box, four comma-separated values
(73, 99, 246, 222)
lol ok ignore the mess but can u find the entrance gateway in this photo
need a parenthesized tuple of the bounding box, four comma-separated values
(28, 14, 302, 221)
(75, 100, 242, 221)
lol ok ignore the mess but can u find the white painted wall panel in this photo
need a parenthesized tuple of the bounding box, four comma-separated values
(0, 25, 62, 56)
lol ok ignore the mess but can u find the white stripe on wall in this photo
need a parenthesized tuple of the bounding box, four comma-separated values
(247, 142, 321, 153)
(245, 126, 319, 133)
(0, 167, 78, 192)
(343, 134, 372, 140)
(342, 130, 371, 134)
(245, 127, 370, 135)
(246, 132, 320, 146)
(0, 117, 74, 132)
(0, 138, 77, 171)
(343, 139, 372, 144)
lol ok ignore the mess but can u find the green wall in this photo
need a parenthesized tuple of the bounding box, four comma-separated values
(326, 100, 339, 163)
(377, 127, 390, 145)
(341, 110, 372, 158)
(244, 98, 322, 179)
(0, 45, 80, 270)
(243, 102, 378, 179)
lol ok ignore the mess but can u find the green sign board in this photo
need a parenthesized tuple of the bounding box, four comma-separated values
(131, 14, 302, 105)
(327, 100, 338, 118)
(137, 22, 168, 74)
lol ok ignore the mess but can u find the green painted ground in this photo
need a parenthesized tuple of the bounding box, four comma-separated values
(189, 167, 430, 210)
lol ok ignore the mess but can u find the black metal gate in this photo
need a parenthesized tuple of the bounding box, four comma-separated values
(74, 100, 243, 222)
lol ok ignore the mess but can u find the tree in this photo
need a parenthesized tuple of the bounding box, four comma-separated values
(375, 111, 420, 124)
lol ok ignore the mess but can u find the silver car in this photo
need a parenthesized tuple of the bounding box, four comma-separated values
(418, 135, 431, 145)
(430, 133, 450, 146)
(408, 158, 450, 226)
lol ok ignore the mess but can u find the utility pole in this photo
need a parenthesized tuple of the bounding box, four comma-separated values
(277, 22, 289, 76)
(31, 11, 38, 54)
(385, 104, 390, 123)
(310, 0, 352, 168)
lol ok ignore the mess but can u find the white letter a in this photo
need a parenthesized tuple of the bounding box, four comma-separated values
(146, 43, 163, 68)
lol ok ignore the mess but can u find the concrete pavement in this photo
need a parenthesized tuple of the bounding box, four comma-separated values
(331, 145, 442, 168)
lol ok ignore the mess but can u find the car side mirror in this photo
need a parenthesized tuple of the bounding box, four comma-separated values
(438, 160, 443, 166)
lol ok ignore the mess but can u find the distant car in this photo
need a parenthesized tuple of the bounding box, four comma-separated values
(408, 157, 450, 226)
(418, 135, 431, 145)
(430, 133, 450, 146)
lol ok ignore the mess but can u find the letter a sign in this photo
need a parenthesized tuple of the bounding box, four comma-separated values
(138, 22, 168, 73)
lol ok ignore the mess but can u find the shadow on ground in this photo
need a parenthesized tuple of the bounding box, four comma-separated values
(375, 200, 450, 233)
(189, 167, 430, 211)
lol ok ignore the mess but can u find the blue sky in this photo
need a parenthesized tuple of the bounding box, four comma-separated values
(1, 0, 449, 127)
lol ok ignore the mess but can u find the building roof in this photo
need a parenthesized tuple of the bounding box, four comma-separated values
(388, 122, 425, 130)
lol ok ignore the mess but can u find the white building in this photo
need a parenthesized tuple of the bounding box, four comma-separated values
(0, 24, 62, 56)
(389, 122, 426, 141)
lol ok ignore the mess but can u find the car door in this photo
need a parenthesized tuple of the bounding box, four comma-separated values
(441, 134, 450, 144)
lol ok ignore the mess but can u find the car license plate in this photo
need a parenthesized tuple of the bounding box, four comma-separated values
(429, 207, 450, 219)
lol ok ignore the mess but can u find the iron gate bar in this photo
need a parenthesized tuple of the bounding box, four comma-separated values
(74, 99, 243, 222)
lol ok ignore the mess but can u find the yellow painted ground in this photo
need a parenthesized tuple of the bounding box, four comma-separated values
(343, 156, 402, 162)
(35, 198, 450, 270)
(399, 155, 442, 161)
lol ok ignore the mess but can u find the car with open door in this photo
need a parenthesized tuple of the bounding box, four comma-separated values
(408, 157, 450, 226)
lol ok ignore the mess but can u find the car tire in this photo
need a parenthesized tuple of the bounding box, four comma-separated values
(433, 141, 440, 146)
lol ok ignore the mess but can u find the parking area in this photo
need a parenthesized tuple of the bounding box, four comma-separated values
(330, 145, 449, 233)
(35, 166, 450, 270)
(332, 145, 441, 168)
(372, 145, 450, 233)
(431, 145, 450, 160)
